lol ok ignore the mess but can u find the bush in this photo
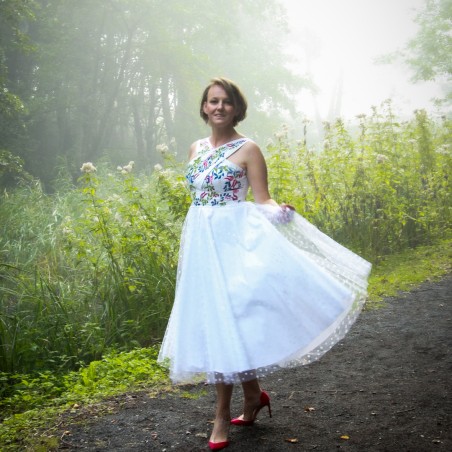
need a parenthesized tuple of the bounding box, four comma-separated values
(266, 105, 451, 259)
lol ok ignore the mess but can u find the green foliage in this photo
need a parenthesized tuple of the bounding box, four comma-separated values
(381, 0, 452, 105)
(266, 103, 452, 260)
(0, 150, 33, 186)
(0, 241, 450, 451)
(0, 0, 36, 167)
(0, 347, 169, 451)
(407, 0, 452, 84)
(0, 347, 167, 415)
(0, 106, 450, 377)
(0, 0, 304, 188)
(0, 163, 186, 374)
(0, 107, 451, 445)
(367, 238, 452, 306)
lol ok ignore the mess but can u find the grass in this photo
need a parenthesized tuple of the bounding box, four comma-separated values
(0, 240, 451, 450)
(0, 347, 172, 451)
(367, 238, 452, 307)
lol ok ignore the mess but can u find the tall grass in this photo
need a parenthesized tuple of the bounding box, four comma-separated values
(0, 104, 451, 376)
(267, 104, 451, 259)
(0, 162, 190, 374)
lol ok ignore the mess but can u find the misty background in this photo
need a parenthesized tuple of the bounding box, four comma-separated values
(0, 0, 449, 189)
(283, 0, 445, 119)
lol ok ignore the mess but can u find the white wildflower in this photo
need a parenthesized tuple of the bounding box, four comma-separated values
(107, 194, 122, 202)
(161, 168, 175, 177)
(118, 161, 134, 174)
(436, 145, 450, 155)
(80, 162, 97, 173)
(170, 137, 176, 146)
(376, 154, 389, 164)
(266, 138, 274, 147)
(154, 163, 163, 172)
(156, 144, 169, 155)
(123, 161, 134, 172)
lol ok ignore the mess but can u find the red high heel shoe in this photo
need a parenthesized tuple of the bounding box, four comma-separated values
(230, 390, 272, 426)
(208, 440, 230, 450)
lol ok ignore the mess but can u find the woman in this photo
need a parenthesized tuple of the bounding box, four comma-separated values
(158, 78, 371, 450)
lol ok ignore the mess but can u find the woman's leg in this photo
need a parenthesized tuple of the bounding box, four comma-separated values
(237, 378, 263, 421)
(210, 383, 233, 443)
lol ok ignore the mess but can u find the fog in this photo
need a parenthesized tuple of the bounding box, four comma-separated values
(1, 0, 448, 187)
(282, 0, 444, 120)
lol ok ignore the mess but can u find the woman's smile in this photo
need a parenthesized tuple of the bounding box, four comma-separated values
(203, 85, 235, 126)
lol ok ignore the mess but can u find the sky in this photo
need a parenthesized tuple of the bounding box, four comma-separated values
(282, 0, 445, 121)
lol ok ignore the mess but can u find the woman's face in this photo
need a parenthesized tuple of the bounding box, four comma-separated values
(203, 85, 236, 128)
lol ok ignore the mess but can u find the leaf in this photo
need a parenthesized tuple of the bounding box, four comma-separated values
(340, 435, 350, 440)
(285, 438, 299, 443)
(304, 406, 315, 412)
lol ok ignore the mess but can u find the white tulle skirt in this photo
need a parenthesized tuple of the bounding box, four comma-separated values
(158, 202, 371, 384)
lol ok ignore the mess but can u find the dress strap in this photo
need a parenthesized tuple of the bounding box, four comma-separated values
(195, 138, 248, 182)
(186, 138, 249, 186)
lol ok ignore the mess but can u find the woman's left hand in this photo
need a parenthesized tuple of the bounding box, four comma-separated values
(278, 203, 295, 223)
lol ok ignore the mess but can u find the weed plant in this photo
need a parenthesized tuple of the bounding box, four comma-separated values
(0, 104, 451, 400)
(0, 242, 450, 451)
(0, 157, 190, 375)
(0, 347, 169, 450)
(266, 104, 451, 258)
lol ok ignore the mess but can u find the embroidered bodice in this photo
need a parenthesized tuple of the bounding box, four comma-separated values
(186, 138, 249, 206)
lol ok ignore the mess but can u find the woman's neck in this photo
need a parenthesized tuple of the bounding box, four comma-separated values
(209, 127, 241, 148)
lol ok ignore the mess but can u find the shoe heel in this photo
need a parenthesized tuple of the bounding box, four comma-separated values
(261, 390, 272, 418)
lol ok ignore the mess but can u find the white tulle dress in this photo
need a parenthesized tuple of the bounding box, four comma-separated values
(158, 137, 371, 384)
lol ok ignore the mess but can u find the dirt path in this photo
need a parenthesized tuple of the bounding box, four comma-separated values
(59, 276, 452, 451)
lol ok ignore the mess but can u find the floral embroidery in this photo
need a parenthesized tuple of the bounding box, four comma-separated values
(186, 138, 249, 206)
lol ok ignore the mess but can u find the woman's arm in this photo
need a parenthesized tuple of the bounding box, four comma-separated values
(242, 142, 279, 206)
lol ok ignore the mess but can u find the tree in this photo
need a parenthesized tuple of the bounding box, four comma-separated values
(1, 0, 308, 188)
(396, 0, 451, 104)
(0, 0, 36, 180)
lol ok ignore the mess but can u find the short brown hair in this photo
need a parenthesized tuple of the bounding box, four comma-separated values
(200, 77, 248, 126)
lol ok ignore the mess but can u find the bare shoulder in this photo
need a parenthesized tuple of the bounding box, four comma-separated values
(242, 140, 265, 162)
(228, 139, 266, 170)
(188, 141, 198, 160)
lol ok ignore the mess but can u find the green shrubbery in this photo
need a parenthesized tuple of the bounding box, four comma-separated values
(0, 347, 168, 450)
(0, 158, 190, 376)
(0, 105, 451, 415)
(267, 105, 451, 258)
